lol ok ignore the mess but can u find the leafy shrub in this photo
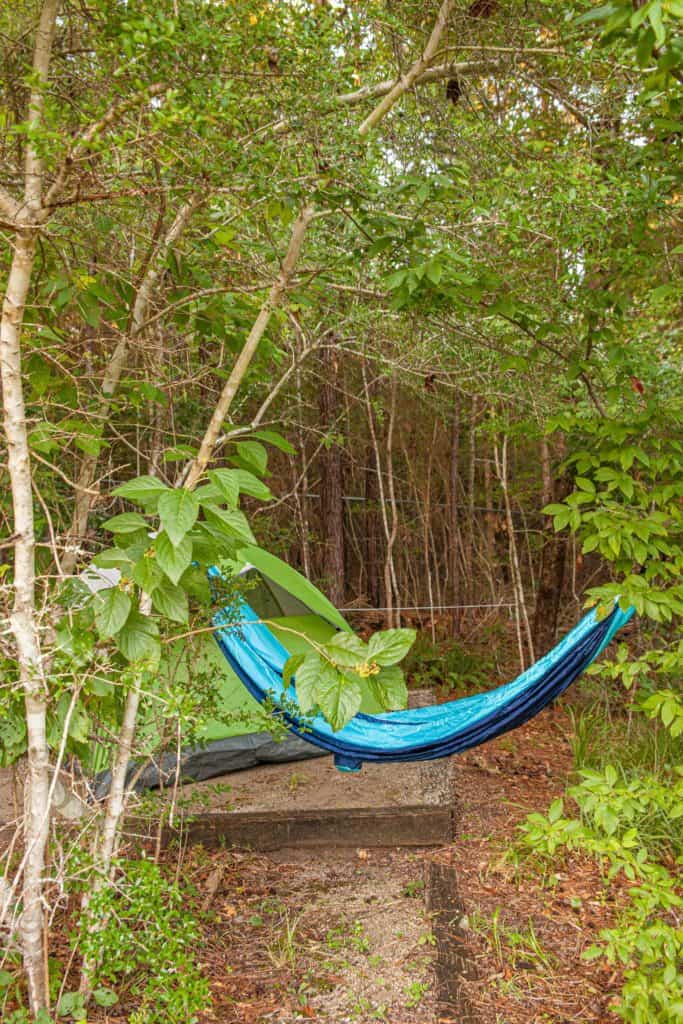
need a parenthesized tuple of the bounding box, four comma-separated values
(77, 857, 210, 1023)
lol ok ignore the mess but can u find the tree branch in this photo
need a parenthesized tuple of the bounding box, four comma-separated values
(358, 0, 457, 136)
(24, 0, 60, 214)
(42, 82, 168, 214)
(182, 203, 316, 490)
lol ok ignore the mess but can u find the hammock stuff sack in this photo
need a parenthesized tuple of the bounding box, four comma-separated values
(211, 579, 635, 773)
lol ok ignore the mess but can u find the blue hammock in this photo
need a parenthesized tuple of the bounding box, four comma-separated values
(211, 596, 634, 772)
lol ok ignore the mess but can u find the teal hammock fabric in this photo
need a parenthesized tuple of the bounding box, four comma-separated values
(211, 594, 634, 772)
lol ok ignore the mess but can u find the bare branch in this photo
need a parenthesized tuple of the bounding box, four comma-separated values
(337, 59, 490, 107)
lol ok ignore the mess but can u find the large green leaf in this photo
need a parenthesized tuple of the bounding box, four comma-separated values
(293, 656, 337, 714)
(151, 579, 189, 624)
(93, 587, 131, 638)
(283, 652, 306, 687)
(367, 628, 416, 666)
(102, 512, 148, 535)
(155, 531, 193, 585)
(203, 504, 255, 543)
(233, 440, 268, 476)
(158, 488, 199, 545)
(314, 667, 362, 731)
(367, 666, 408, 710)
(116, 610, 160, 664)
(252, 428, 296, 454)
(236, 470, 274, 502)
(132, 554, 164, 594)
(324, 632, 368, 667)
(113, 475, 169, 509)
(207, 469, 240, 508)
(92, 547, 135, 571)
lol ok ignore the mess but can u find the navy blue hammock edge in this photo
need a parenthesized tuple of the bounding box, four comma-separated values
(211, 594, 635, 773)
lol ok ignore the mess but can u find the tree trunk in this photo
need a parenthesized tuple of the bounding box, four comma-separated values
(533, 436, 569, 654)
(1, 227, 50, 1014)
(448, 392, 462, 635)
(318, 334, 345, 607)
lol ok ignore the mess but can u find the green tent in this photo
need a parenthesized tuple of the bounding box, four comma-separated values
(92, 548, 380, 795)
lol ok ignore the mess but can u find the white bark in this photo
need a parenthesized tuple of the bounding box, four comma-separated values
(0, 2, 60, 1012)
(358, 0, 457, 136)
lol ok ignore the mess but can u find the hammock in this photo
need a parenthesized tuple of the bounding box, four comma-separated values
(212, 596, 634, 772)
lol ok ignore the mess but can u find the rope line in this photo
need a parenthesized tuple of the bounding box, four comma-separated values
(341, 602, 516, 612)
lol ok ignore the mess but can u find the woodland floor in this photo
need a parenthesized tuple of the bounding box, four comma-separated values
(166, 706, 628, 1024)
(1, 703, 630, 1023)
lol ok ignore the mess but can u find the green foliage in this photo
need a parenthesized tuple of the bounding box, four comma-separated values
(523, 389, 683, 1022)
(77, 857, 209, 1023)
(403, 634, 493, 694)
(283, 626, 415, 730)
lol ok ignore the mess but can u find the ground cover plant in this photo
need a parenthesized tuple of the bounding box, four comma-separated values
(1, 0, 681, 1021)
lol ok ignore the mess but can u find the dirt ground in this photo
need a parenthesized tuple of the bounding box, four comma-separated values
(168, 705, 627, 1024)
(1, 704, 628, 1023)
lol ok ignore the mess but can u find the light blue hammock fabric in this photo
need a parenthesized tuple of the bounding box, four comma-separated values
(211, 590, 634, 772)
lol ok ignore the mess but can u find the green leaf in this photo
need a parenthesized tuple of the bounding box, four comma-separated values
(252, 428, 296, 454)
(155, 531, 193, 585)
(543, 503, 569, 516)
(207, 469, 240, 508)
(237, 469, 274, 501)
(203, 504, 255, 543)
(295, 656, 362, 729)
(315, 669, 363, 731)
(93, 588, 132, 638)
(102, 512, 149, 534)
(132, 554, 164, 594)
(151, 579, 188, 624)
(548, 798, 564, 823)
(113, 475, 169, 509)
(116, 610, 160, 664)
(324, 632, 369, 667)
(294, 656, 337, 714)
(158, 488, 199, 546)
(283, 652, 305, 687)
(233, 440, 268, 476)
(93, 547, 135, 571)
(367, 628, 416, 666)
(0, 969, 15, 989)
(367, 666, 408, 710)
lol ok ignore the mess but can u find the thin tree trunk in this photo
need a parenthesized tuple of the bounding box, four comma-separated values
(384, 379, 400, 628)
(318, 334, 345, 607)
(448, 392, 462, 635)
(533, 435, 569, 653)
(61, 197, 200, 575)
(465, 397, 478, 600)
(0, 2, 60, 1011)
(1, 227, 51, 1016)
(494, 436, 535, 668)
(363, 365, 397, 627)
(363, 368, 382, 607)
